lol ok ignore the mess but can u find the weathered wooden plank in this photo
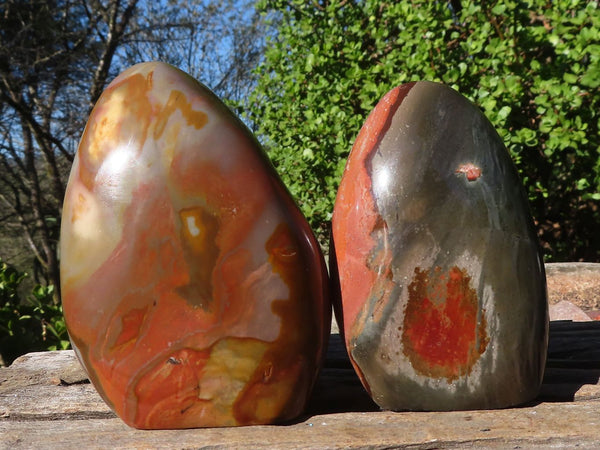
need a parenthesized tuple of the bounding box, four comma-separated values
(2, 323, 600, 448)
(2, 404, 600, 449)
(543, 368, 600, 385)
(539, 383, 600, 402)
(546, 359, 600, 369)
(549, 320, 600, 332)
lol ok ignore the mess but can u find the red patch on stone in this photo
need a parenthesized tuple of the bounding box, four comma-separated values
(332, 83, 415, 338)
(456, 163, 481, 181)
(402, 266, 489, 381)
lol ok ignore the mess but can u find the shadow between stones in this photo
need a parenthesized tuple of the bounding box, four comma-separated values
(304, 333, 379, 416)
(538, 320, 600, 402)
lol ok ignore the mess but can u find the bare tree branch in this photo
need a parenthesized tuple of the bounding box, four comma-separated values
(0, 0, 267, 299)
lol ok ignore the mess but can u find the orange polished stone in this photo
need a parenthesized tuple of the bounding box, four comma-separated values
(60, 62, 330, 429)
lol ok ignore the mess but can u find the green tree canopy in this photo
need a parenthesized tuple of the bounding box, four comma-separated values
(248, 0, 600, 261)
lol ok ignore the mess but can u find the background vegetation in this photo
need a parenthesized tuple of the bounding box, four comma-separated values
(0, 259, 68, 366)
(1, 0, 599, 364)
(248, 0, 600, 260)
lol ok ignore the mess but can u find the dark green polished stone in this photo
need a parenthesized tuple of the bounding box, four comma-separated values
(331, 81, 548, 411)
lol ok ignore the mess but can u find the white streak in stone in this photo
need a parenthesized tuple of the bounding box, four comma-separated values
(186, 216, 201, 237)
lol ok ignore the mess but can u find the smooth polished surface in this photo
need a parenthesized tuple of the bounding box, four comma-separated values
(331, 81, 548, 411)
(60, 62, 330, 429)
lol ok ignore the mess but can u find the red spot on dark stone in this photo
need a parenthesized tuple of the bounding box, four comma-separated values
(402, 266, 488, 381)
(456, 163, 481, 181)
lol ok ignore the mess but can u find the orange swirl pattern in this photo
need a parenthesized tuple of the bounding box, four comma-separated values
(61, 62, 330, 429)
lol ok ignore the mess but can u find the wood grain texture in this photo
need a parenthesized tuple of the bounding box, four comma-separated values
(2, 320, 600, 448)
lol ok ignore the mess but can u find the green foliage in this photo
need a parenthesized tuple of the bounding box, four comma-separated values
(0, 260, 70, 366)
(248, 0, 600, 261)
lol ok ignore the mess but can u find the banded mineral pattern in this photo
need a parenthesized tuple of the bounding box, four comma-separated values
(331, 81, 548, 411)
(60, 62, 330, 429)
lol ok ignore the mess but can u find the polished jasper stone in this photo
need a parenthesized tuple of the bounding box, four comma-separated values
(331, 81, 548, 411)
(60, 62, 330, 429)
